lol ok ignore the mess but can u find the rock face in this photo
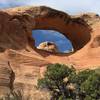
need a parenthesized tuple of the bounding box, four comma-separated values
(37, 41, 58, 52)
(0, 6, 100, 99)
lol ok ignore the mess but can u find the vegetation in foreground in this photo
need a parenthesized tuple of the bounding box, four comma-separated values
(38, 64, 100, 100)
(0, 91, 23, 100)
(0, 64, 99, 100)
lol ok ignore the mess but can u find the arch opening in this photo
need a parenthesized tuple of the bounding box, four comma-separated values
(32, 29, 74, 53)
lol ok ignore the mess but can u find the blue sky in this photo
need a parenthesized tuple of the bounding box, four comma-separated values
(32, 30, 73, 52)
(0, 0, 100, 52)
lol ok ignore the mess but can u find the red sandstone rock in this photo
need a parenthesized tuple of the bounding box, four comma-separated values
(0, 6, 100, 98)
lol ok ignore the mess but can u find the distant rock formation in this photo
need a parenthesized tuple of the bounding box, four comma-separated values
(37, 41, 58, 52)
(0, 6, 100, 99)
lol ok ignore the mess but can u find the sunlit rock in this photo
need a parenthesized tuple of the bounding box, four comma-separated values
(37, 41, 58, 52)
(0, 6, 100, 98)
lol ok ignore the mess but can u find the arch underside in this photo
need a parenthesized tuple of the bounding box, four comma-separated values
(4, 6, 92, 52)
(27, 6, 92, 51)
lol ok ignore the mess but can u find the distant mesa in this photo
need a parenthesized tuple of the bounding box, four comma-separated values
(37, 41, 58, 52)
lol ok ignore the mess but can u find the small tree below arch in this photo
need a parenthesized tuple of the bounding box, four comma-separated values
(38, 64, 100, 100)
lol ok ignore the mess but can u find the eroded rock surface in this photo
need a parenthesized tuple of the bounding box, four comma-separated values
(0, 6, 100, 99)
(37, 41, 58, 52)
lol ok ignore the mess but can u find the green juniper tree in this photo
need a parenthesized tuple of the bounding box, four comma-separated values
(38, 64, 100, 100)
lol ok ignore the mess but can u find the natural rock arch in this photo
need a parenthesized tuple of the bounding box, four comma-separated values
(30, 6, 92, 51)
(3, 6, 92, 52)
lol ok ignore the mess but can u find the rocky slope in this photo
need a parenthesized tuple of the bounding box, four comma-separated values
(0, 6, 100, 99)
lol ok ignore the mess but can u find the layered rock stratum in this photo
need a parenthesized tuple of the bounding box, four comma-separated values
(0, 6, 100, 99)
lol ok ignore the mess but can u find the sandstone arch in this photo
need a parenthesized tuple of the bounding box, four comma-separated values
(3, 6, 92, 52)
(31, 6, 92, 51)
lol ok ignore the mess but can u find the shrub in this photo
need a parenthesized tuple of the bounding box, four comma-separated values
(38, 64, 76, 100)
(0, 90, 22, 100)
(80, 72, 100, 100)
(38, 64, 100, 100)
